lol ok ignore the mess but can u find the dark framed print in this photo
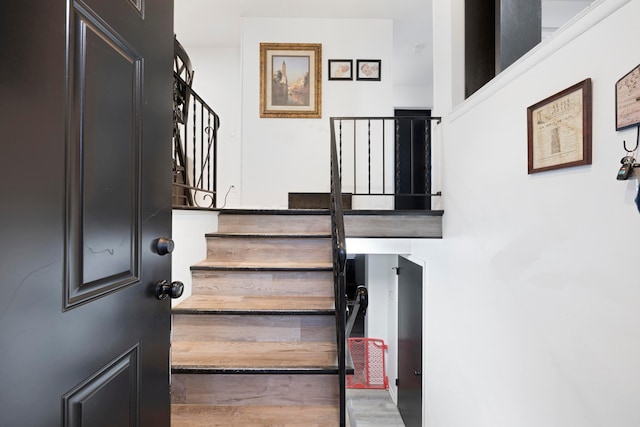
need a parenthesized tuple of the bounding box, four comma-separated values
(356, 59, 381, 81)
(328, 59, 353, 81)
(260, 43, 322, 118)
(616, 64, 640, 130)
(527, 78, 592, 174)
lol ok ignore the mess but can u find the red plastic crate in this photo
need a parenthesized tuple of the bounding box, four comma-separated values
(347, 338, 389, 389)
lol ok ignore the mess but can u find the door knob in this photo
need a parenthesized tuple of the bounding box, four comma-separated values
(414, 370, 422, 377)
(154, 237, 175, 255)
(155, 280, 184, 300)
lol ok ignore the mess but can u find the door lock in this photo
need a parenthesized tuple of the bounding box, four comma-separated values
(154, 237, 175, 255)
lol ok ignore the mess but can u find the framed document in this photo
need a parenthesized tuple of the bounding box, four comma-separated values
(527, 79, 592, 174)
(616, 64, 640, 130)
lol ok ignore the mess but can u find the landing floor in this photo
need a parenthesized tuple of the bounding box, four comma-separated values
(346, 389, 405, 427)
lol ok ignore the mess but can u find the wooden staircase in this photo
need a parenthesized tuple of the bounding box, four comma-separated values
(171, 210, 342, 426)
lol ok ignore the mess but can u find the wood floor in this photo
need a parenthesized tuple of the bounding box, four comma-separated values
(171, 210, 341, 426)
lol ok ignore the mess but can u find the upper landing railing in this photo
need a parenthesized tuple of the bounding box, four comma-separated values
(331, 116, 441, 210)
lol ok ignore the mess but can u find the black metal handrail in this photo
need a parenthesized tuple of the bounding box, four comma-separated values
(330, 116, 440, 424)
(329, 117, 348, 426)
(331, 116, 441, 210)
(172, 72, 220, 209)
(346, 286, 368, 339)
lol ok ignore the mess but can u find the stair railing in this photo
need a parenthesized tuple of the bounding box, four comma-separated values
(346, 286, 368, 339)
(172, 72, 220, 208)
(331, 116, 441, 210)
(329, 117, 348, 426)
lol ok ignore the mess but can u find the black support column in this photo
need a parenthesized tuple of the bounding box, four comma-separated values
(496, 0, 541, 73)
(465, 0, 541, 97)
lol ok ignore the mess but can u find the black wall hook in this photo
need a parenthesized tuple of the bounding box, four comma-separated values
(617, 125, 640, 180)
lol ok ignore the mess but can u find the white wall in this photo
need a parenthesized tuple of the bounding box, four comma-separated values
(365, 254, 401, 403)
(419, 1, 640, 426)
(542, 1, 594, 38)
(181, 47, 243, 209)
(171, 210, 218, 305)
(176, 17, 433, 210)
(240, 18, 394, 208)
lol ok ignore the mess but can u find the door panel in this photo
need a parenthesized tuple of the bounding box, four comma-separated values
(397, 256, 423, 427)
(68, 8, 142, 306)
(63, 345, 139, 427)
(0, 1, 173, 425)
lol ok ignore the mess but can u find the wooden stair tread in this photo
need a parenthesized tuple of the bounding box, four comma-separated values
(171, 404, 339, 426)
(218, 209, 330, 215)
(193, 259, 333, 270)
(173, 295, 335, 313)
(172, 341, 337, 371)
(206, 232, 331, 238)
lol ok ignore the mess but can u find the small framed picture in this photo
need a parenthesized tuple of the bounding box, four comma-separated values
(356, 59, 381, 81)
(328, 59, 353, 81)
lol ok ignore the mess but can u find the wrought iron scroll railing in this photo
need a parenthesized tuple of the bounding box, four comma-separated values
(331, 116, 441, 210)
(172, 72, 220, 208)
(329, 118, 348, 426)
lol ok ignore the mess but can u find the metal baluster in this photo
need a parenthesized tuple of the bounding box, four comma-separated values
(382, 120, 386, 194)
(367, 119, 371, 195)
(395, 118, 400, 201)
(200, 103, 204, 197)
(207, 113, 211, 193)
(353, 120, 357, 195)
(425, 118, 432, 207)
(339, 120, 343, 181)
(214, 114, 218, 207)
(410, 118, 415, 196)
(192, 96, 197, 199)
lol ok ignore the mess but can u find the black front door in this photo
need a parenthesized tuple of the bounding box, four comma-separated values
(397, 256, 423, 427)
(0, 1, 173, 425)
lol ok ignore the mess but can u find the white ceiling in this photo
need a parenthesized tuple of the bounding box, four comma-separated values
(174, 0, 593, 94)
(174, 0, 432, 48)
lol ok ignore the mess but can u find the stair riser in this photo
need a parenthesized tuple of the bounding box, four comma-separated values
(173, 314, 336, 343)
(218, 214, 331, 234)
(172, 341, 337, 370)
(172, 374, 339, 406)
(171, 404, 340, 426)
(190, 270, 334, 297)
(206, 236, 332, 264)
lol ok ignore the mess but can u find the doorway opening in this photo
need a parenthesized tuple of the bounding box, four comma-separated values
(394, 108, 432, 210)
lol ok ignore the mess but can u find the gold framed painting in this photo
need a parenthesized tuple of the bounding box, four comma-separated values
(260, 43, 322, 118)
(527, 78, 592, 174)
